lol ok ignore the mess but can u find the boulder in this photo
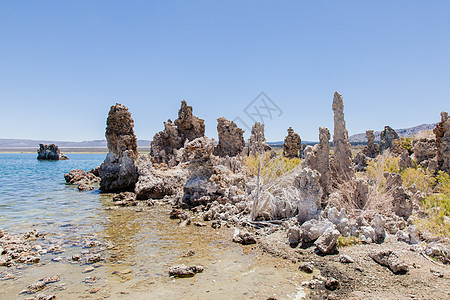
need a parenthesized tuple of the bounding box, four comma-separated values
(294, 168, 323, 223)
(301, 219, 335, 243)
(314, 227, 340, 254)
(369, 250, 409, 274)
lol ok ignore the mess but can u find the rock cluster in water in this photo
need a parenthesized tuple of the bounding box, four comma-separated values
(37, 144, 68, 160)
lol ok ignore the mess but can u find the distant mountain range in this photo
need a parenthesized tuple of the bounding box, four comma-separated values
(0, 123, 436, 149)
(348, 123, 437, 144)
(0, 139, 151, 148)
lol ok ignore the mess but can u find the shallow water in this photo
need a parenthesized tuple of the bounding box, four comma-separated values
(0, 154, 308, 299)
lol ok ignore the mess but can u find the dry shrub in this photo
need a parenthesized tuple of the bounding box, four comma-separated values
(416, 171, 450, 237)
(366, 151, 399, 189)
(246, 153, 302, 221)
(337, 235, 360, 247)
(244, 152, 301, 180)
(401, 167, 436, 194)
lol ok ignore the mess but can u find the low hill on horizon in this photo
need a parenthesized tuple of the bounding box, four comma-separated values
(348, 123, 437, 144)
(0, 139, 151, 148)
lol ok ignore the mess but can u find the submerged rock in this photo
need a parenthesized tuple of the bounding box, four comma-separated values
(37, 144, 68, 160)
(99, 103, 139, 192)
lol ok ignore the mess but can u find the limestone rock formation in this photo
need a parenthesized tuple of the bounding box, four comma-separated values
(282, 127, 302, 158)
(134, 155, 189, 200)
(151, 101, 205, 166)
(363, 130, 380, 158)
(380, 126, 399, 153)
(243, 122, 272, 156)
(64, 168, 100, 191)
(303, 127, 331, 199)
(182, 137, 246, 207)
(399, 150, 413, 171)
(294, 167, 323, 224)
(213, 117, 245, 157)
(331, 92, 354, 181)
(99, 103, 139, 192)
(434, 112, 450, 173)
(37, 144, 68, 160)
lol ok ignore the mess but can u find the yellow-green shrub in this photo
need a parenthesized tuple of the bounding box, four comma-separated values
(244, 152, 301, 180)
(416, 171, 450, 237)
(401, 167, 435, 194)
(366, 153, 400, 188)
(337, 235, 360, 247)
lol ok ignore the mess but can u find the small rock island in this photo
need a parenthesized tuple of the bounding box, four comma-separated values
(37, 143, 69, 160)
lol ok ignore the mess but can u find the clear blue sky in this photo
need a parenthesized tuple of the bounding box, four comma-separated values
(1, 1, 449, 142)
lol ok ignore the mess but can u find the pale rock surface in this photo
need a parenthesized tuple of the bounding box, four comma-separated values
(294, 167, 323, 223)
(134, 155, 189, 200)
(369, 250, 409, 274)
(303, 127, 331, 198)
(300, 219, 335, 243)
(314, 227, 340, 254)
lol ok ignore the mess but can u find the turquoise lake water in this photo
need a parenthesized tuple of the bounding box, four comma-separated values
(0, 153, 105, 233)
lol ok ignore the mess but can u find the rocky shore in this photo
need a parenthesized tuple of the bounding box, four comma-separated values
(3, 93, 450, 299)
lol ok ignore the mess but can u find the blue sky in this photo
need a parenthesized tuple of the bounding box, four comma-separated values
(0, 1, 449, 142)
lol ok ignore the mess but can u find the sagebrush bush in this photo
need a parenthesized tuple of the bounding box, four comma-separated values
(244, 152, 301, 180)
(337, 235, 360, 247)
(400, 137, 413, 154)
(416, 171, 450, 237)
(401, 167, 435, 194)
(366, 152, 399, 188)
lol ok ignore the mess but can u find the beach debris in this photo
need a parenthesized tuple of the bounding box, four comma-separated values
(169, 264, 204, 277)
(299, 262, 314, 273)
(37, 143, 68, 160)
